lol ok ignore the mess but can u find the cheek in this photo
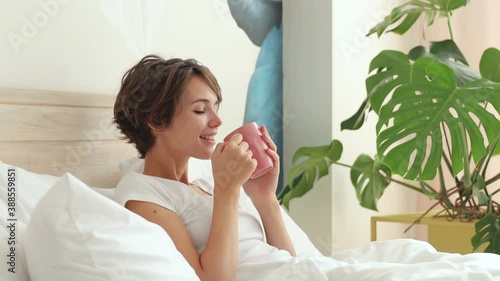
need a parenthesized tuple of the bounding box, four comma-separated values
(181, 128, 200, 144)
(191, 121, 205, 131)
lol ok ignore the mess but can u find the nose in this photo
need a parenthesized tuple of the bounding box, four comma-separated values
(209, 112, 222, 128)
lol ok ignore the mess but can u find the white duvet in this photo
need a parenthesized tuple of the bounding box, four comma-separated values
(238, 239, 500, 281)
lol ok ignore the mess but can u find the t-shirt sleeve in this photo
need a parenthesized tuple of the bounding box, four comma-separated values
(114, 174, 177, 214)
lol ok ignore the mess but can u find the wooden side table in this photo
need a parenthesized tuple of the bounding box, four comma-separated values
(371, 211, 484, 254)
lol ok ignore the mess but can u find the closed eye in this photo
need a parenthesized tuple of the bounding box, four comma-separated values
(194, 110, 205, 114)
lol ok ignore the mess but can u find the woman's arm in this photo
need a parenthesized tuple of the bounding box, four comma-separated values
(242, 125, 296, 256)
(252, 196, 297, 256)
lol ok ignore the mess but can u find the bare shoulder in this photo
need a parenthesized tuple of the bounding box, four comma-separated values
(125, 200, 191, 242)
(125, 200, 167, 220)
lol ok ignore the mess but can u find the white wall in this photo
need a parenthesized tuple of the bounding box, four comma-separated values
(0, 0, 259, 140)
(283, 0, 333, 255)
(284, 0, 421, 253)
(330, 0, 423, 251)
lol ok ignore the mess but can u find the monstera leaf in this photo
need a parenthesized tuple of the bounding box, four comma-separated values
(350, 154, 392, 211)
(472, 213, 500, 254)
(367, 0, 467, 37)
(480, 48, 500, 83)
(343, 40, 479, 132)
(341, 51, 429, 131)
(409, 40, 480, 86)
(376, 59, 500, 180)
(281, 140, 342, 209)
(479, 47, 500, 156)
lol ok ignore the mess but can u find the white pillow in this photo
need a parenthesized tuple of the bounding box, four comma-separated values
(118, 156, 145, 177)
(0, 161, 58, 213)
(24, 173, 200, 281)
(118, 158, 321, 257)
(279, 208, 322, 257)
(0, 161, 118, 281)
(0, 161, 59, 281)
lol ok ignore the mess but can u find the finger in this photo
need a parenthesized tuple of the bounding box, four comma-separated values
(250, 158, 258, 168)
(228, 132, 243, 144)
(213, 142, 225, 154)
(246, 149, 253, 159)
(260, 126, 277, 151)
(266, 147, 280, 166)
(239, 141, 250, 152)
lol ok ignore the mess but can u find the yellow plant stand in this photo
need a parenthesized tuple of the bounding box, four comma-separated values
(371, 211, 486, 254)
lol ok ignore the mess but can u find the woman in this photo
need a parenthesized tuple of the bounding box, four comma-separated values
(113, 55, 296, 281)
(113, 55, 500, 281)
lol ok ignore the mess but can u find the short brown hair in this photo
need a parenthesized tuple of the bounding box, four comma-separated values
(113, 55, 222, 158)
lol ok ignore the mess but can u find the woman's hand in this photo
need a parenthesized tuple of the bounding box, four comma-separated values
(242, 125, 280, 203)
(211, 133, 257, 192)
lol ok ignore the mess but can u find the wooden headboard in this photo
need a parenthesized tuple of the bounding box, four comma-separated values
(0, 88, 137, 188)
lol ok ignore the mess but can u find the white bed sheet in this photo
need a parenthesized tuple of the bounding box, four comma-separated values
(237, 239, 500, 280)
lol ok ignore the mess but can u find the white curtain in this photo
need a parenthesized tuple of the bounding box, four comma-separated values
(99, 0, 165, 58)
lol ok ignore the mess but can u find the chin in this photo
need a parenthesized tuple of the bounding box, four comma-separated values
(192, 151, 213, 160)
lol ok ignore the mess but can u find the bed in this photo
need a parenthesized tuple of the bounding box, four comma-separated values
(1, 88, 500, 281)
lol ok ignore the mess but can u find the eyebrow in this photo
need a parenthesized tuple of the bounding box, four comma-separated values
(191, 99, 220, 106)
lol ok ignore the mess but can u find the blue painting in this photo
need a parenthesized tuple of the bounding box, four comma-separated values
(228, 0, 284, 194)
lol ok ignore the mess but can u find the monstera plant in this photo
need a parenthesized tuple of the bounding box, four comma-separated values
(278, 0, 500, 254)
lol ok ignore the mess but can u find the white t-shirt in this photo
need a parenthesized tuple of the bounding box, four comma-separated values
(114, 171, 292, 266)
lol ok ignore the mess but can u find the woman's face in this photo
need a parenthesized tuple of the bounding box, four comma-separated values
(156, 76, 222, 160)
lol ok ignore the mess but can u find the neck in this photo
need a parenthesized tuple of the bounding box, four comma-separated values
(143, 147, 190, 185)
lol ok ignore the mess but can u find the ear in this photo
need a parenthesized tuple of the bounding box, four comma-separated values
(147, 122, 158, 131)
(146, 110, 170, 133)
(147, 122, 167, 134)
(146, 111, 162, 132)
(147, 118, 168, 133)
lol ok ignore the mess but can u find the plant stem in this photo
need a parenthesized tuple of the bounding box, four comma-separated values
(441, 123, 457, 184)
(486, 172, 500, 187)
(442, 151, 452, 173)
(447, 13, 454, 41)
(479, 131, 499, 197)
(482, 148, 494, 179)
(481, 134, 499, 179)
(438, 165, 453, 208)
(438, 165, 446, 193)
(459, 123, 472, 188)
(442, 123, 452, 158)
(423, 182, 440, 196)
(402, 188, 458, 234)
(471, 102, 490, 182)
(384, 177, 424, 193)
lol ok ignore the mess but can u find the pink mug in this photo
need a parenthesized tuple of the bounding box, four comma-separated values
(223, 122, 274, 179)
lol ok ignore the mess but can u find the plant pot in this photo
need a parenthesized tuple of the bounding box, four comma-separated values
(371, 211, 487, 254)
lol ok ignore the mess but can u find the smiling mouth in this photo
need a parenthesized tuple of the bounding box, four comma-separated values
(200, 136, 215, 141)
